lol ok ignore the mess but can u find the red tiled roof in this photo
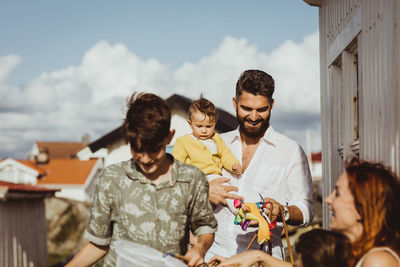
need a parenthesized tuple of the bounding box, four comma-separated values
(311, 151, 322, 162)
(0, 181, 58, 193)
(36, 142, 87, 159)
(12, 158, 99, 185)
(35, 158, 98, 185)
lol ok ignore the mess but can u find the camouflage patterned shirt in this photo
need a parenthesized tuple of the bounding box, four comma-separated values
(84, 155, 218, 266)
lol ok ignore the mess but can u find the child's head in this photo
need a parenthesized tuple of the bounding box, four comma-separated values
(188, 97, 218, 140)
(123, 93, 174, 174)
(294, 228, 353, 267)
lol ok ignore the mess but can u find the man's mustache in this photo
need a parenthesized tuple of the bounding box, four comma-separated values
(244, 118, 265, 124)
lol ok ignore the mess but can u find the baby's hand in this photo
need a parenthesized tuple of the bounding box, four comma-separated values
(232, 163, 242, 175)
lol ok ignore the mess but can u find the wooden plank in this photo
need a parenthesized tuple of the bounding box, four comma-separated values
(328, 6, 361, 65)
(320, 2, 331, 229)
(393, 0, 400, 174)
(0, 198, 48, 267)
(342, 50, 358, 158)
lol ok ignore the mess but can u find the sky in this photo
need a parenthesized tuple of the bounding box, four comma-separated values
(0, 1, 320, 159)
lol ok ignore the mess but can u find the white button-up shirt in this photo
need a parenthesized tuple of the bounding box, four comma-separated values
(206, 126, 314, 260)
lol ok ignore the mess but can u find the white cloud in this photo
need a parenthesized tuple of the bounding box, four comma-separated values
(0, 32, 320, 158)
(268, 32, 320, 113)
(0, 54, 22, 83)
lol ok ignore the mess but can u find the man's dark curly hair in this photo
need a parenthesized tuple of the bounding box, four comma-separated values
(236, 69, 275, 101)
(123, 92, 171, 152)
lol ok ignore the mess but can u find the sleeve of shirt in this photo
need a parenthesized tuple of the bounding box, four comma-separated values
(215, 133, 240, 171)
(84, 168, 115, 246)
(188, 170, 218, 236)
(172, 137, 189, 163)
(285, 145, 315, 226)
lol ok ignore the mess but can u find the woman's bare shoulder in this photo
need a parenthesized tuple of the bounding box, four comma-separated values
(361, 248, 400, 267)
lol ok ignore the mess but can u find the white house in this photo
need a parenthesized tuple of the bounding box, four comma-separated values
(1, 141, 104, 202)
(0, 158, 41, 185)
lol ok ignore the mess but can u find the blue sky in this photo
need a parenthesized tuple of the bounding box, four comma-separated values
(0, 1, 320, 158)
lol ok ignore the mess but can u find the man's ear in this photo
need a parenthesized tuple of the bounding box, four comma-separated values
(270, 98, 274, 110)
(232, 97, 237, 110)
(166, 129, 175, 145)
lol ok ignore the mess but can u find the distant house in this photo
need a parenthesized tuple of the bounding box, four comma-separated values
(0, 142, 103, 202)
(0, 158, 44, 185)
(35, 158, 103, 202)
(28, 141, 88, 160)
(303, 0, 400, 227)
(0, 181, 58, 267)
(78, 94, 238, 166)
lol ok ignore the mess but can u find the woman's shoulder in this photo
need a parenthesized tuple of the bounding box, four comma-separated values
(359, 247, 400, 267)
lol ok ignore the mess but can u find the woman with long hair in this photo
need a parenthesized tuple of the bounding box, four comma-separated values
(326, 157, 400, 266)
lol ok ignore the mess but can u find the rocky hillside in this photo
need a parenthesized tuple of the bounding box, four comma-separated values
(45, 197, 90, 266)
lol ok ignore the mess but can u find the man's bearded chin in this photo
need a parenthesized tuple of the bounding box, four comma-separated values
(238, 115, 270, 138)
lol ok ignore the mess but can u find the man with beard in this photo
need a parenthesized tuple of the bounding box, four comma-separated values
(205, 69, 314, 261)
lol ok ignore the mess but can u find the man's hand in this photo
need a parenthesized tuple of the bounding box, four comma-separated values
(184, 245, 205, 267)
(208, 177, 243, 206)
(262, 197, 304, 225)
(262, 197, 282, 222)
(184, 233, 214, 267)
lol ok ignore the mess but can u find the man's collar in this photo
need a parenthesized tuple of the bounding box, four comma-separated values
(229, 126, 277, 145)
(126, 154, 185, 185)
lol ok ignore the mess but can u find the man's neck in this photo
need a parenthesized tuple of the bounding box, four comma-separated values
(239, 130, 266, 171)
(144, 157, 172, 183)
(239, 131, 264, 146)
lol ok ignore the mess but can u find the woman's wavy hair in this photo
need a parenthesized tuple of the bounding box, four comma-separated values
(345, 157, 400, 261)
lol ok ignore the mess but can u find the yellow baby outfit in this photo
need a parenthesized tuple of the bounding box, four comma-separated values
(172, 133, 240, 175)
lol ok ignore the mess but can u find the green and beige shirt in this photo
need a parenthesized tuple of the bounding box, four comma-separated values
(84, 155, 217, 266)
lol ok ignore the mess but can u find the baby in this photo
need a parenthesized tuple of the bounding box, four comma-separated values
(173, 97, 242, 213)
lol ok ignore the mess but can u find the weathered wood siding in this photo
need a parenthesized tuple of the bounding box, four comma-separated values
(314, 0, 400, 227)
(0, 198, 48, 267)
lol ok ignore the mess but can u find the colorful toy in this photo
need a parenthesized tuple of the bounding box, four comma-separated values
(233, 197, 276, 245)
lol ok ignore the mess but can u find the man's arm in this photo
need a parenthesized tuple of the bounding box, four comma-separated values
(283, 145, 314, 226)
(253, 145, 314, 227)
(65, 242, 108, 267)
(184, 233, 214, 267)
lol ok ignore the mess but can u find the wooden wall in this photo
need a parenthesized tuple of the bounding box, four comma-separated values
(312, 0, 400, 227)
(0, 197, 48, 267)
